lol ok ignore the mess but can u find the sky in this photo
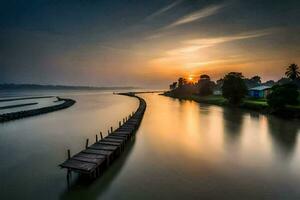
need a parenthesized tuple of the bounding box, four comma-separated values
(0, 0, 299, 88)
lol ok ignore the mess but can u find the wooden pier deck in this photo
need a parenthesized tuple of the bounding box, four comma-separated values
(59, 93, 146, 179)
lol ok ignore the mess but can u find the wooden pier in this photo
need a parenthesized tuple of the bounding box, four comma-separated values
(59, 93, 146, 179)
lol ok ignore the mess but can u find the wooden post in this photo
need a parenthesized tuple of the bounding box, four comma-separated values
(119, 121, 121, 127)
(67, 169, 71, 189)
(110, 126, 113, 133)
(123, 118, 125, 123)
(100, 131, 103, 139)
(96, 134, 98, 142)
(67, 149, 71, 159)
(85, 139, 89, 149)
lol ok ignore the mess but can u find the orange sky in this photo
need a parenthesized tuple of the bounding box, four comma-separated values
(1, 0, 300, 88)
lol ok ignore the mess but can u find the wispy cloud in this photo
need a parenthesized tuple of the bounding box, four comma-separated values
(185, 29, 274, 46)
(165, 29, 275, 55)
(165, 4, 224, 29)
(166, 45, 211, 56)
(150, 29, 275, 65)
(185, 56, 244, 69)
(146, 0, 183, 21)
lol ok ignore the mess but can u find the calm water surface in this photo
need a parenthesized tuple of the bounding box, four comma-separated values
(1, 92, 300, 199)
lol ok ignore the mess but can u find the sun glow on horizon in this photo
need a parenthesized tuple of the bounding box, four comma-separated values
(188, 75, 195, 83)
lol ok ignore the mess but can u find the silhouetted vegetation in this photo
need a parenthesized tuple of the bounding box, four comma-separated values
(222, 72, 248, 105)
(169, 82, 177, 90)
(198, 75, 214, 96)
(267, 84, 299, 110)
(285, 63, 300, 80)
(244, 75, 262, 88)
(164, 62, 300, 118)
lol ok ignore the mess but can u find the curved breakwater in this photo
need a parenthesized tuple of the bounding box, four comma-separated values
(59, 93, 146, 181)
(0, 98, 76, 123)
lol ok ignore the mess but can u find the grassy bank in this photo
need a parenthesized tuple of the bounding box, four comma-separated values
(163, 92, 300, 118)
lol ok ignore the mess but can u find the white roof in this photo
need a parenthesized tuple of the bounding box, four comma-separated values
(249, 85, 271, 91)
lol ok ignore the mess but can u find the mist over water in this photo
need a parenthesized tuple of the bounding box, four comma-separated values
(1, 91, 300, 199)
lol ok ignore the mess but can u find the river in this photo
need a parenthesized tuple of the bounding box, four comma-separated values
(1, 91, 300, 199)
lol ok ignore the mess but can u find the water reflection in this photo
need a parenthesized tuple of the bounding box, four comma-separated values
(222, 107, 244, 143)
(267, 117, 298, 158)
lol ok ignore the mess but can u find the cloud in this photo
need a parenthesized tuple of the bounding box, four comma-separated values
(185, 29, 274, 46)
(185, 56, 244, 69)
(145, 0, 183, 21)
(165, 4, 224, 29)
(166, 45, 211, 55)
(165, 29, 274, 55)
(150, 29, 275, 65)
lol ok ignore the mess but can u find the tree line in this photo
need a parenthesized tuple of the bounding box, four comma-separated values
(168, 63, 300, 110)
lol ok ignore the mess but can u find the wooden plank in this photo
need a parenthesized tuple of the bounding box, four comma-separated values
(89, 143, 118, 151)
(107, 134, 129, 141)
(97, 141, 121, 146)
(76, 152, 105, 159)
(60, 159, 97, 173)
(113, 131, 131, 134)
(73, 155, 105, 165)
(120, 124, 135, 128)
(82, 148, 113, 156)
(107, 134, 128, 139)
(103, 138, 124, 143)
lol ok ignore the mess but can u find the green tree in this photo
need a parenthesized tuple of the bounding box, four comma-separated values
(285, 63, 300, 80)
(244, 75, 262, 88)
(198, 74, 213, 96)
(222, 72, 248, 104)
(216, 78, 224, 90)
(267, 84, 299, 110)
(251, 75, 262, 84)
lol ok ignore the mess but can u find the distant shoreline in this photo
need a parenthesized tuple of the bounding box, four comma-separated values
(0, 97, 76, 123)
(0, 83, 138, 91)
(0, 96, 53, 102)
(162, 92, 300, 119)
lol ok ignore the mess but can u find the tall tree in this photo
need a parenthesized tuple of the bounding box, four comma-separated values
(198, 74, 213, 96)
(250, 76, 261, 84)
(222, 72, 248, 104)
(285, 63, 300, 80)
(244, 75, 262, 88)
(216, 78, 224, 90)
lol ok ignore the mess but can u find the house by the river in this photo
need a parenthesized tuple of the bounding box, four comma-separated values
(248, 86, 272, 98)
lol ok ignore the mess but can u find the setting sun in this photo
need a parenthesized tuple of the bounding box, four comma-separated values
(188, 76, 194, 83)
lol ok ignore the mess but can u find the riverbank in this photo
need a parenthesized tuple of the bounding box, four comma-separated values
(0, 97, 76, 122)
(163, 92, 300, 118)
